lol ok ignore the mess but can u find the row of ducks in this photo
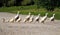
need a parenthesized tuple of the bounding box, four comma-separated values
(2, 11, 55, 23)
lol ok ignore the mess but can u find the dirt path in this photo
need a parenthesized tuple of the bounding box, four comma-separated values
(0, 12, 60, 35)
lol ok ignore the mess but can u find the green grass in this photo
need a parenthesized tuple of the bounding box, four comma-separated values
(19, 11, 60, 20)
(0, 6, 60, 20)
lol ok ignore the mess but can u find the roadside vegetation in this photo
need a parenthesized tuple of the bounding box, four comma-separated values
(0, 5, 60, 20)
(0, 0, 60, 20)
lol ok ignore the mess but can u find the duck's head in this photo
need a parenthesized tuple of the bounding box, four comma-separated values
(38, 14, 40, 16)
(53, 13, 55, 16)
(29, 12, 31, 15)
(45, 13, 48, 16)
(17, 11, 20, 14)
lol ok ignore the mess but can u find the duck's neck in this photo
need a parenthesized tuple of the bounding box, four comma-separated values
(17, 11, 19, 15)
(45, 14, 47, 16)
(17, 13, 19, 16)
(53, 15, 55, 17)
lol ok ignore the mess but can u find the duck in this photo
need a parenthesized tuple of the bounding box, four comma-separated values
(16, 17, 21, 22)
(49, 13, 55, 21)
(29, 15, 34, 23)
(34, 14, 40, 22)
(23, 12, 31, 22)
(9, 11, 20, 22)
(40, 13, 48, 23)
(2, 18, 5, 22)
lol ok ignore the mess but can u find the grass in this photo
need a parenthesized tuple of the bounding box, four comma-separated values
(0, 6, 60, 20)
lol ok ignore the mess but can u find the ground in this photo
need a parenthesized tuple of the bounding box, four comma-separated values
(0, 12, 60, 35)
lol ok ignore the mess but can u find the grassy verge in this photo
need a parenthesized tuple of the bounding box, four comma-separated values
(0, 6, 60, 20)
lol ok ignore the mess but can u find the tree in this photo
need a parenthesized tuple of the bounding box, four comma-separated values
(0, 0, 3, 7)
(14, 0, 23, 6)
(21, 0, 34, 6)
(36, 0, 60, 11)
(6, 0, 15, 6)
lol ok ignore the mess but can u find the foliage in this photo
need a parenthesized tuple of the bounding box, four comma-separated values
(0, 0, 60, 11)
(0, 6, 60, 20)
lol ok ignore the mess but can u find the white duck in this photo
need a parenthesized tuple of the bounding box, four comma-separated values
(16, 17, 21, 22)
(8, 18, 14, 22)
(34, 14, 40, 22)
(49, 13, 55, 21)
(29, 15, 34, 23)
(40, 13, 48, 23)
(9, 11, 20, 22)
(14, 11, 20, 21)
(2, 18, 5, 22)
(23, 12, 31, 22)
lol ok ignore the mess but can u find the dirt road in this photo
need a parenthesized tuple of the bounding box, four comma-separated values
(0, 12, 60, 35)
